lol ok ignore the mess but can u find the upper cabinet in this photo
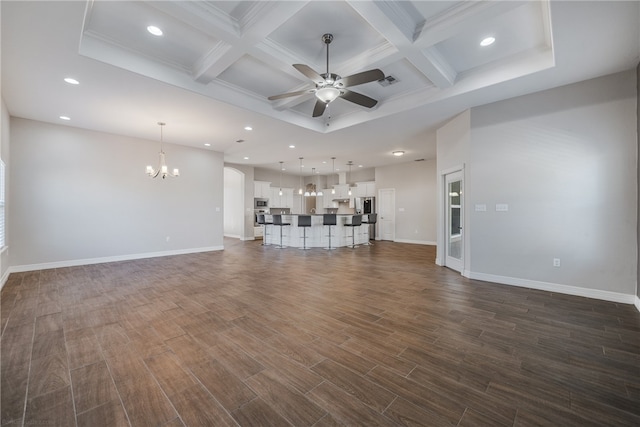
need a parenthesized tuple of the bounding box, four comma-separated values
(254, 181, 271, 199)
(269, 187, 294, 208)
(355, 181, 376, 198)
(333, 184, 351, 199)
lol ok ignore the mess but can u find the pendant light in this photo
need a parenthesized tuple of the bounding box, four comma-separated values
(310, 168, 317, 197)
(146, 122, 179, 179)
(347, 161, 353, 196)
(331, 157, 336, 194)
(278, 161, 283, 196)
(317, 169, 324, 197)
(304, 162, 311, 197)
(298, 157, 304, 195)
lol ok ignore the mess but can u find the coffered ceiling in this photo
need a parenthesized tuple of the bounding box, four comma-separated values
(2, 1, 639, 174)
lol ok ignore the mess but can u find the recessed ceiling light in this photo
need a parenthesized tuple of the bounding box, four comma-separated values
(236, 139, 244, 143)
(59, 116, 71, 121)
(204, 143, 211, 147)
(243, 156, 249, 160)
(392, 150, 404, 157)
(289, 145, 295, 148)
(147, 25, 163, 36)
(244, 126, 252, 131)
(480, 36, 495, 47)
(358, 165, 363, 168)
(64, 78, 79, 85)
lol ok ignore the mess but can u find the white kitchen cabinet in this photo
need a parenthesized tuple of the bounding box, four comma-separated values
(269, 187, 293, 208)
(254, 181, 271, 198)
(333, 184, 351, 199)
(356, 181, 376, 197)
(322, 190, 335, 209)
(283, 188, 294, 208)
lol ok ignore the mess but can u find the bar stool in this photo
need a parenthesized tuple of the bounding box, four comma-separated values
(297, 215, 312, 250)
(256, 214, 272, 246)
(323, 214, 337, 250)
(271, 214, 290, 249)
(344, 214, 362, 249)
(361, 213, 377, 246)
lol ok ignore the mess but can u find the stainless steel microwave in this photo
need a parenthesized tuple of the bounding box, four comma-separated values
(254, 198, 269, 208)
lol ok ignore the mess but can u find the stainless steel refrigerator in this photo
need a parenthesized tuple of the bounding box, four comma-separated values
(355, 197, 375, 240)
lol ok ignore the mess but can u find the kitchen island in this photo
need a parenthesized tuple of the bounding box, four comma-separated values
(263, 214, 371, 248)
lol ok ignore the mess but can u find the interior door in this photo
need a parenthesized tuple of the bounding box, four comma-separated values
(378, 188, 395, 241)
(445, 171, 463, 272)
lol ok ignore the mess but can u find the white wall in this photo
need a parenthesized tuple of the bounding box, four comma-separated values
(468, 70, 637, 299)
(223, 167, 243, 239)
(9, 118, 224, 269)
(375, 159, 437, 245)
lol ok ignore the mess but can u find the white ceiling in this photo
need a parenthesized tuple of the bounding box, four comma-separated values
(2, 1, 639, 175)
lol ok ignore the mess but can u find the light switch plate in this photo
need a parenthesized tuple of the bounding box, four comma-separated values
(496, 204, 509, 212)
(475, 204, 487, 212)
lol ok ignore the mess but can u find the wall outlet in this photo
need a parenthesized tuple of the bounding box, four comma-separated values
(166, 236, 171, 243)
(553, 258, 560, 267)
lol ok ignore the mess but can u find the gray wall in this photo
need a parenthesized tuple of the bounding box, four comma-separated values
(223, 167, 244, 239)
(637, 62, 640, 302)
(10, 118, 224, 269)
(1, 99, 9, 282)
(375, 159, 437, 245)
(435, 110, 471, 267)
(468, 70, 637, 297)
(225, 163, 255, 241)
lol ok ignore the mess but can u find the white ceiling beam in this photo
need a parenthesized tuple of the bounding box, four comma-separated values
(347, 0, 455, 88)
(414, 0, 525, 48)
(188, 1, 309, 84)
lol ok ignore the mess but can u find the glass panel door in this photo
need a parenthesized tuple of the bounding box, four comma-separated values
(445, 171, 463, 272)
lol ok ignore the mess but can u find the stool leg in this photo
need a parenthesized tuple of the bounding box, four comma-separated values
(325, 225, 336, 250)
(349, 226, 359, 249)
(362, 224, 372, 246)
(275, 226, 285, 249)
(300, 227, 310, 250)
(261, 224, 269, 246)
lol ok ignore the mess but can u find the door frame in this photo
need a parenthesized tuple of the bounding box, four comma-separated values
(436, 165, 467, 274)
(444, 170, 464, 273)
(377, 188, 395, 241)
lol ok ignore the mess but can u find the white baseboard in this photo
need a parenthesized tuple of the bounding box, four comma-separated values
(0, 268, 10, 291)
(635, 295, 640, 312)
(241, 236, 256, 241)
(224, 233, 241, 239)
(8, 246, 224, 274)
(394, 239, 437, 246)
(468, 271, 637, 305)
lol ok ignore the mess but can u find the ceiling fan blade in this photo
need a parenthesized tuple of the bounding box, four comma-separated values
(268, 89, 313, 101)
(312, 100, 328, 117)
(340, 89, 378, 108)
(338, 69, 385, 88)
(293, 64, 324, 84)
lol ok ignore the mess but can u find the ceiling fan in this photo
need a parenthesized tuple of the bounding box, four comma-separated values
(268, 33, 385, 118)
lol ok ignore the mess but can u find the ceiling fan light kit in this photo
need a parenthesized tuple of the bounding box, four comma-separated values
(268, 33, 384, 118)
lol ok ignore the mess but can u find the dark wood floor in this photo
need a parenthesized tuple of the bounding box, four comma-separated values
(1, 239, 639, 426)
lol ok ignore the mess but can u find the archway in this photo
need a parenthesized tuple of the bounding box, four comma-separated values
(223, 167, 245, 239)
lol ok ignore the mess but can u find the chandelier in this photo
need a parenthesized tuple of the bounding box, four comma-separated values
(146, 122, 179, 179)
